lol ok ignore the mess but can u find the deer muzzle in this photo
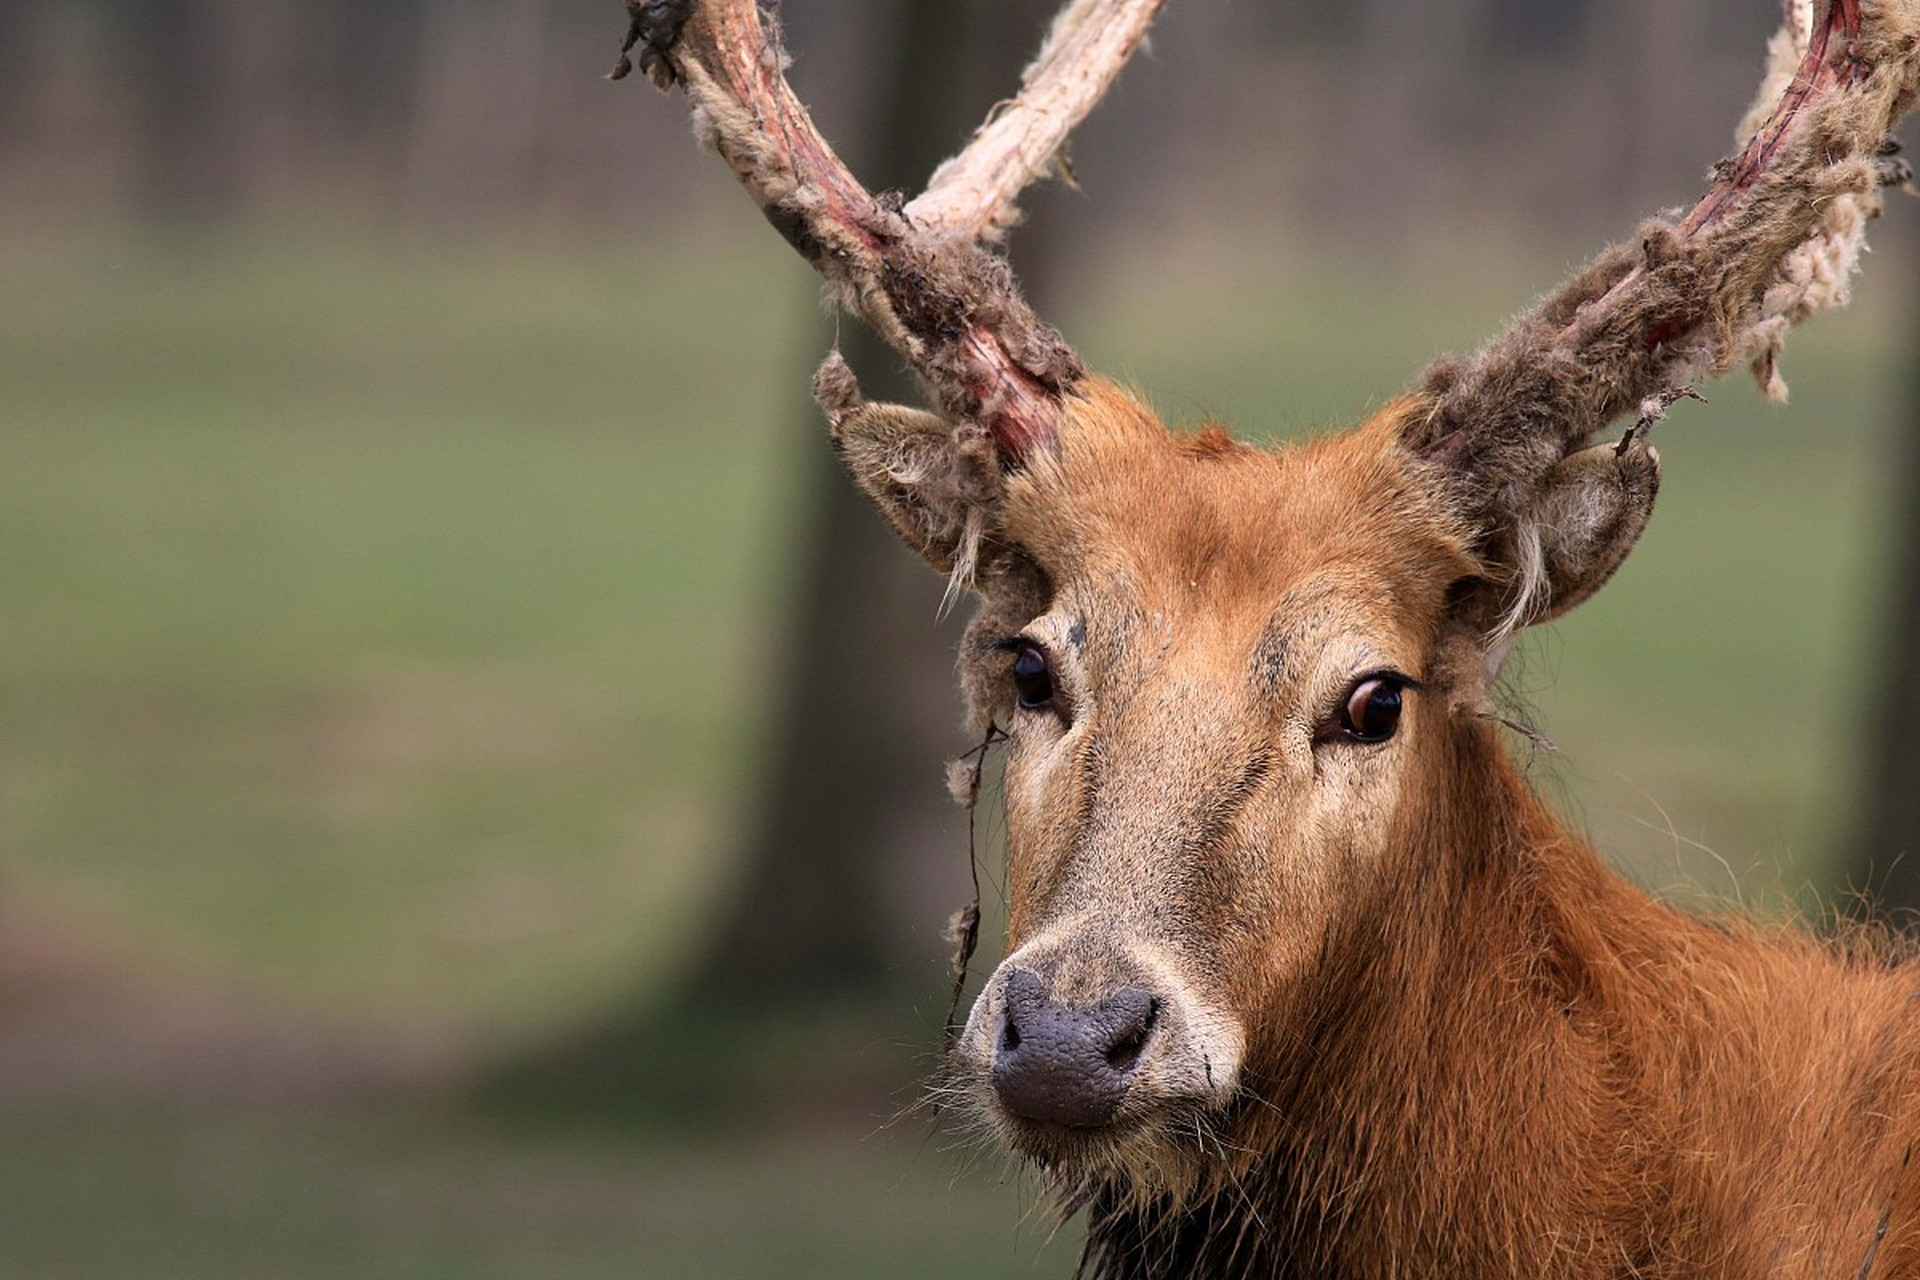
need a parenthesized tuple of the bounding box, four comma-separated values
(990, 969, 1158, 1127)
(957, 937, 1245, 1159)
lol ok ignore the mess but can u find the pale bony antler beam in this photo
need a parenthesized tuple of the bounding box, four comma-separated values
(907, 0, 1168, 242)
(612, 0, 1166, 463)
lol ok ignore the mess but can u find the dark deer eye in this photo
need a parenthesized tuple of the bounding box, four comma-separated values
(1011, 644, 1055, 711)
(1336, 676, 1404, 744)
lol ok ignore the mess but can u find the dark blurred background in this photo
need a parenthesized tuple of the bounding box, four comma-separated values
(3, 1, 1917, 1275)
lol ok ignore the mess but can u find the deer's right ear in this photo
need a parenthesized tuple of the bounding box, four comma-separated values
(814, 347, 1003, 575)
(826, 397, 1001, 575)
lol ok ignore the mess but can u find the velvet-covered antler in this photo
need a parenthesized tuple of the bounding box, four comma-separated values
(1414, 0, 1919, 530)
(612, 0, 1165, 465)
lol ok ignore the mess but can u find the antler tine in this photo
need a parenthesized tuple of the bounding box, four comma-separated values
(907, 0, 1169, 242)
(1413, 0, 1920, 508)
(616, 0, 1164, 463)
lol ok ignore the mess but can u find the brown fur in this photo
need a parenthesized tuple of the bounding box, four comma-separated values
(1080, 726, 1920, 1279)
(892, 382, 1920, 1279)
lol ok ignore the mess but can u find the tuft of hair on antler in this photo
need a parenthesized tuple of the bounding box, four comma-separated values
(615, 0, 1166, 478)
(1411, 0, 1920, 655)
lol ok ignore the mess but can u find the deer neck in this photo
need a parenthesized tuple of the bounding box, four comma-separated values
(1080, 718, 1920, 1278)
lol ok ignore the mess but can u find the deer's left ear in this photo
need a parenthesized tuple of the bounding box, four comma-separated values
(1440, 437, 1661, 690)
(1510, 438, 1661, 626)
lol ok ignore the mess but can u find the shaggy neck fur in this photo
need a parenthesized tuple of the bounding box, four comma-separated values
(1076, 718, 1920, 1280)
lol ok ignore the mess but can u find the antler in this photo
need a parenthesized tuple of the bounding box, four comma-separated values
(907, 2, 1165, 242)
(1414, 0, 1920, 513)
(612, 0, 1166, 463)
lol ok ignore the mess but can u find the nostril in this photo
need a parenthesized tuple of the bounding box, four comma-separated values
(1103, 1026, 1145, 1071)
(1101, 994, 1158, 1073)
(1103, 997, 1158, 1071)
(989, 974, 1161, 1128)
(998, 969, 1040, 1057)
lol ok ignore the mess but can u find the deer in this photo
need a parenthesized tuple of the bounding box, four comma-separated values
(617, 0, 1920, 1274)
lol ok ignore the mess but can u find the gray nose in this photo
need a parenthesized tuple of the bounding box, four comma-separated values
(990, 968, 1158, 1127)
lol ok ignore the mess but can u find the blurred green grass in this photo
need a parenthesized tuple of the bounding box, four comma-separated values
(0, 231, 822, 1039)
(0, 225, 1906, 1276)
(0, 1104, 1073, 1279)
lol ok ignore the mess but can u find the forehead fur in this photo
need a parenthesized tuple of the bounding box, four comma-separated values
(1000, 380, 1478, 644)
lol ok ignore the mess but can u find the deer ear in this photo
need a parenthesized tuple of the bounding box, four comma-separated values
(1515, 439, 1661, 626)
(1438, 438, 1660, 700)
(828, 399, 999, 575)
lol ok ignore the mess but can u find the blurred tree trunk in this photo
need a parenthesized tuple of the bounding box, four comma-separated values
(126, 0, 240, 226)
(117, 0, 321, 226)
(673, 0, 1066, 1002)
(403, 0, 552, 226)
(0, 1, 33, 130)
(482, 0, 1065, 1116)
(1850, 230, 1920, 920)
(1329, 0, 1474, 250)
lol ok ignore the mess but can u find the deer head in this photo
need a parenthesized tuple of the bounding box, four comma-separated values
(626, 0, 1920, 1207)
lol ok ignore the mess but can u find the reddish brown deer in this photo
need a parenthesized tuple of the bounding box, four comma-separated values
(621, 0, 1920, 1273)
